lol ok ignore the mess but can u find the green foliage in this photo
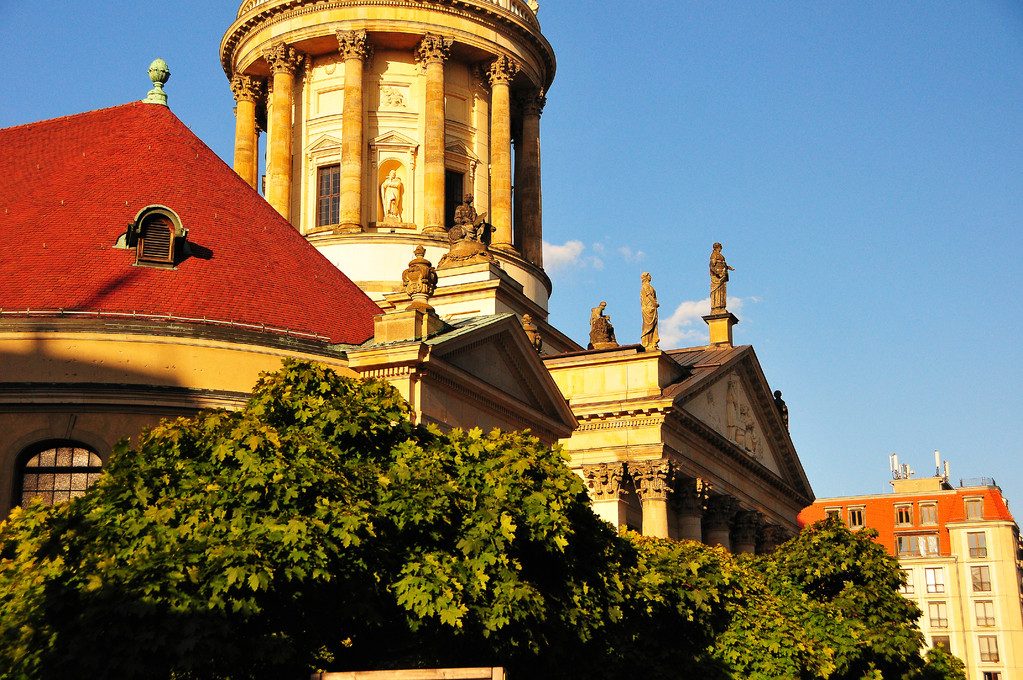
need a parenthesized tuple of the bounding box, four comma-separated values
(0, 362, 965, 679)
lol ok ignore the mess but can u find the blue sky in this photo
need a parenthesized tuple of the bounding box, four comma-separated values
(2, 1, 1021, 507)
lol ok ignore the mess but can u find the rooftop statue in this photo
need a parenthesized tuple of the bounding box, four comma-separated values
(710, 242, 734, 314)
(640, 272, 659, 351)
(588, 301, 618, 350)
(438, 194, 497, 269)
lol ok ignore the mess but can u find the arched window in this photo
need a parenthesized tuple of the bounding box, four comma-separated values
(18, 442, 103, 506)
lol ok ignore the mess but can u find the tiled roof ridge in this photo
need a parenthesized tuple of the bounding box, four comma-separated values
(0, 101, 142, 135)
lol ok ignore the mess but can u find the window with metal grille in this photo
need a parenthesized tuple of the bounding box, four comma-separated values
(971, 565, 992, 592)
(19, 442, 103, 506)
(927, 602, 948, 628)
(978, 636, 999, 663)
(317, 165, 340, 226)
(975, 601, 995, 627)
(969, 532, 988, 558)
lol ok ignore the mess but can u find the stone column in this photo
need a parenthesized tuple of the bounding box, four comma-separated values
(263, 42, 304, 221)
(253, 112, 265, 190)
(732, 511, 762, 554)
(704, 495, 737, 551)
(518, 89, 545, 265)
(582, 463, 627, 530)
(632, 459, 675, 539)
(416, 34, 452, 234)
(488, 56, 519, 248)
(336, 30, 373, 233)
(757, 525, 788, 554)
(230, 75, 264, 190)
(673, 478, 708, 543)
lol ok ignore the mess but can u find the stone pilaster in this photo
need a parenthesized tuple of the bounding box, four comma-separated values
(672, 478, 709, 543)
(488, 56, 519, 248)
(631, 459, 675, 539)
(704, 495, 738, 551)
(518, 89, 545, 265)
(263, 42, 304, 221)
(230, 75, 265, 191)
(732, 510, 762, 554)
(417, 34, 452, 234)
(582, 462, 627, 530)
(336, 30, 373, 232)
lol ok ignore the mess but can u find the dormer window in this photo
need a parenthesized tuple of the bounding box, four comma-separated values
(125, 205, 187, 268)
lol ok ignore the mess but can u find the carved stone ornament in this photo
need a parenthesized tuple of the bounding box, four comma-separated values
(416, 33, 452, 65)
(732, 510, 762, 545)
(230, 74, 265, 103)
(380, 86, 406, 108)
(521, 314, 542, 354)
(640, 272, 660, 351)
(401, 246, 438, 312)
(673, 478, 710, 515)
(437, 194, 497, 269)
(631, 459, 675, 502)
(337, 30, 373, 61)
(588, 301, 618, 350)
(263, 41, 305, 76)
(582, 463, 624, 502)
(710, 242, 734, 314)
(488, 55, 520, 86)
(704, 495, 738, 530)
(519, 89, 546, 117)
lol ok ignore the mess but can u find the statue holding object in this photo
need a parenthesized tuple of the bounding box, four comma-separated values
(438, 194, 498, 269)
(588, 301, 618, 350)
(710, 242, 734, 313)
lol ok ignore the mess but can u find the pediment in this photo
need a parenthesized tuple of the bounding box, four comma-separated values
(369, 130, 419, 150)
(306, 134, 342, 153)
(444, 139, 480, 162)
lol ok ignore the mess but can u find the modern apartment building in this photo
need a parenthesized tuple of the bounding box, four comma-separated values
(800, 467, 1023, 680)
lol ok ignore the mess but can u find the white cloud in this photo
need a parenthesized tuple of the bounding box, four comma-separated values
(618, 246, 645, 263)
(543, 240, 604, 272)
(659, 296, 746, 347)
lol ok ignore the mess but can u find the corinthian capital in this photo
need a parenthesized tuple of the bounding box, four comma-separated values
(582, 463, 625, 501)
(631, 459, 675, 502)
(519, 88, 546, 117)
(488, 55, 520, 87)
(230, 74, 265, 103)
(337, 30, 373, 61)
(704, 495, 738, 530)
(264, 41, 305, 76)
(416, 33, 452, 66)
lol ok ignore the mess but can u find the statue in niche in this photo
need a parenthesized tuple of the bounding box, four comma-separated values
(640, 272, 660, 350)
(588, 301, 618, 349)
(437, 194, 498, 269)
(774, 390, 789, 430)
(710, 242, 734, 313)
(380, 170, 404, 222)
(521, 314, 542, 354)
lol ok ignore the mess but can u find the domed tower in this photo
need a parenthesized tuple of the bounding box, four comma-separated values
(221, 0, 555, 310)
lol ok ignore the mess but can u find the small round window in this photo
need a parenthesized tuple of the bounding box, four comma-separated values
(19, 442, 103, 506)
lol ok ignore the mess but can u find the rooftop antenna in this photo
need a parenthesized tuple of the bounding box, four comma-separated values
(890, 453, 899, 480)
(944, 460, 950, 481)
(934, 450, 941, 477)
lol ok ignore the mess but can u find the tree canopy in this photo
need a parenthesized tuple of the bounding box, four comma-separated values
(0, 361, 965, 680)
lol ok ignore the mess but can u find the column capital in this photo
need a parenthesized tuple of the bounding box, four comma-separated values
(488, 55, 520, 87)
(230, 74, 265, 103)
(732, 510, 762, 544)
(416, 33, 452, 66)
(631, 459, 675, 502)
(757, 524, 790, 553)
(336, 30, 373, 61)
(518, 88, 546, 117)
(672, 477, 710, 515)
(582, 463, 625, 502)
(264, 41, 305, 76)
(704, 495, 738, 531)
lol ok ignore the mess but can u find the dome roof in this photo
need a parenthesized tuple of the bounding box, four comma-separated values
(0, 102, 380, 344)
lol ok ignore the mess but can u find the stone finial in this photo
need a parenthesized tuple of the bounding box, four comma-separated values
(640, 272, 660, 351)
(401, 246, 438, 312)
(144, 59, 170, 106)
(521, 314, 542, 354)
(527, 0, 539, 13)
(588, 301, 618, 350)
(437, 194, 497, 269)
(709, 242, 734, 314)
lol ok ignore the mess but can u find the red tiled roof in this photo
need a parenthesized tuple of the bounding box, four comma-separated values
(0, 102, 379, 344)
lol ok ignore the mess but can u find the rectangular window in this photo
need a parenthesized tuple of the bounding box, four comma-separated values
(316, 166, 341, 227)
(971, 565, 992, 592)
(898, 534, 939, 557)
(966, 497, 984, 520)
(919, 503, 937, 525)
(975, 601, 995, 627)
(848, 507, 864, 528)
(923, 534, 939, 556)
(931, 635, 950, 651)
(925, 567, 945, 593)
(927, 601, 948, 628)
(982, 672, 1001, 680)
(968, 532, 988, 558)
(825, 507, 840, 520)
(978, 635, 999, 663)
(900, 569, 915, 595)
(896, 505, 913, 526)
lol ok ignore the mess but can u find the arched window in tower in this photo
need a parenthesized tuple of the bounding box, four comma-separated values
(18, 442, 104, 506)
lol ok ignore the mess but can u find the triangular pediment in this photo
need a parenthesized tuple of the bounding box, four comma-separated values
(369, 130, 419, 149)
(306, 134, 342, 153)
(444, 139, 480, 161)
